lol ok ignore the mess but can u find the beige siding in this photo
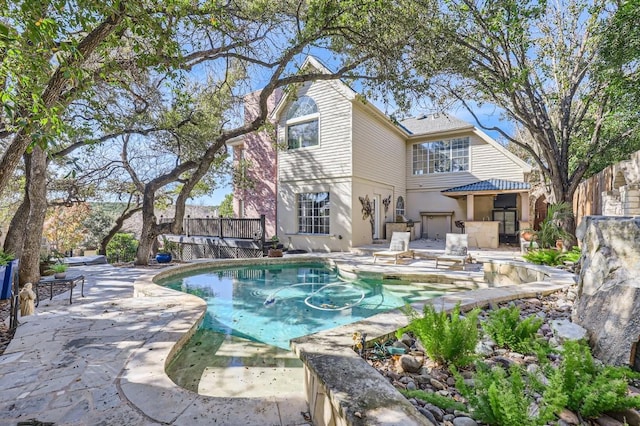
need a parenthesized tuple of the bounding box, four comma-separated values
(406, 133, 525, 191)
(352, 103, 406, 195)
(277, 178, 352, 252)
(278, 81, 352, 183)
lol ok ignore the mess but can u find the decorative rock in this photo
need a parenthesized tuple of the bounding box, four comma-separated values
(452, 416, 478, 426)
(393, 340, 410, 351)
(607, 408, 640, 426)
(551, 319, 588, 342)
(572, 216, 640, 366)
(417, 407, 438, 425)
(594, 414, 625, 426)
(424, 404, 444, 421)
(446, 376, 456, 386)
(400, 333, 413, 347)
(494, 348, 508, 356)
(443, 414, 455, 422)
(399, 355, 423, 374)
(406, 381, 417, 391)
(475, 340, 494, 356)
(492, 356, 516, 369)
(558, 408, 580, 425)
(429, 378, 446, 390)
(525, 298, 543, 306)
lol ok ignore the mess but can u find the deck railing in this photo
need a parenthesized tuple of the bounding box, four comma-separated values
(159, 215, 266, 242)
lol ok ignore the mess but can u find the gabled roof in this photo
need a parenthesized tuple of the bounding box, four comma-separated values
(442, 179, 530, 195)
(400, 113, 473, 135)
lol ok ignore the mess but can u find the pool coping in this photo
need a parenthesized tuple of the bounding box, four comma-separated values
(124, 255, 576, 426)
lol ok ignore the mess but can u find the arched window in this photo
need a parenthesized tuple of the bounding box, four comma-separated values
(286, 96, 319, 149)
(395, 196, 405, 218)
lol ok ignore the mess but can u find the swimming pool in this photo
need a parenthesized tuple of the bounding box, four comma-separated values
(159, 262, 447, 350)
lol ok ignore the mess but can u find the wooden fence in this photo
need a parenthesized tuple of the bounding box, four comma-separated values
(159, 215, 266, 242)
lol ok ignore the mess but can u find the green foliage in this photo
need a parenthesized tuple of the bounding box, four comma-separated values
(482, 306, 543, 354)
(158, 236, 178, 254)
(522, 249, 565, 266)
(455, 363, 564, 426)
(106, 233, 138, 264)
(0, 250, 15, 266)
(548, 340, 640, 418)
(400, 389, 467, 412)
(536, 203, 573, 248)
(47, 262, 68, 274)
(82, 208, 114, 250)
(218, 193, 234, 217)
(559, 246, 581, 264)
(397, 302, 480, 366)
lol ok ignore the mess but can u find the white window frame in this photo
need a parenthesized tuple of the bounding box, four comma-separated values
(412, 137, 470, 175)
(286, 96, 319, 150)
(297, 192, 330, 235)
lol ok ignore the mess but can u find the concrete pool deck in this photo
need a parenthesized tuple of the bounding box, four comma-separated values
(0, 243, 574, 425)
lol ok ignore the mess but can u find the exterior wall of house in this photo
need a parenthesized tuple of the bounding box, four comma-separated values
(351, 102, 407, 239)
(277, 178, 352, 252)
(277, 80, 353, 182)
(405, 131, 527, 239)
(233, 90, 282, 238)
(406, 133, 525, 192)
(276, 80, 354, 252)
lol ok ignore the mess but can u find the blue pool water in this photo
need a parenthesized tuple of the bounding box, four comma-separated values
(159, 262, 446, 349)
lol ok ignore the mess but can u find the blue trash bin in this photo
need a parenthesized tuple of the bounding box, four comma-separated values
(0, 259, 18, 300)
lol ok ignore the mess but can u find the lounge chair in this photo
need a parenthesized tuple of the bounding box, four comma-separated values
(373, 232, 414, 264)
(436, 233, 469, 270)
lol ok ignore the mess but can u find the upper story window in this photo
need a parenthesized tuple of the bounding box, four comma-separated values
(412, 137, 470, 175)
(286, 96, 319, 150)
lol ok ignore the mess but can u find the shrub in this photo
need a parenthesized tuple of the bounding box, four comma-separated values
(0, 250, 15, 266)
(548, 340, 640, 418)
(455, 363, 564, 426)
(400, 389, 467, 412)
(397, 302, 480, 366)
(482, 306, 544, 354)
(106, 233, 138, 263)
(522, 249, 565, 266)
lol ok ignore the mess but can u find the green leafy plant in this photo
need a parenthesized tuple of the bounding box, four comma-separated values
(106, 233, 138, 263)
(558, 246, 581, 264)
(522, 249, 565, 266)
(536, 202, 573, 248)
(158, 236, 177, 254)
(482, 306, 544, 354)
(455, 363, 564, 426)
(400, 389, 467, 412)
(397, 302, 480, 366)
(47, 262, 68, 274)
(548, 340, 640, 418)
(0, 250, 15, 266)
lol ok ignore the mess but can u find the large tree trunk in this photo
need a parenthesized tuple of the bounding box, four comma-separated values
(134, 188, 159, 265)
(4, 155, 31, 258)
(19, 147, 48, 284)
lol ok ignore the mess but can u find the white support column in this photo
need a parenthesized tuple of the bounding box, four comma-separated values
(466, 194, 475, 221)
(520, 193, 530, 222)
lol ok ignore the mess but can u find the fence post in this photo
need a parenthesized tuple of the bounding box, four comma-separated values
(260, 214, 266, 256)
(186, 215, 190, 237)
(219, 216, 224, 239)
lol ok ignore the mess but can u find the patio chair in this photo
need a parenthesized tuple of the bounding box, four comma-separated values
(373, 232, 414, 264)
(436, 233, 469, 270)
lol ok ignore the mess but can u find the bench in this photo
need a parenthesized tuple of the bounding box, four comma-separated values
(36, 275, 85, 307)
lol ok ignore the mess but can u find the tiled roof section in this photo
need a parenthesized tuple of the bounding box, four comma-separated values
(399, 113, 473, 135)
(442, 179, 531, 193)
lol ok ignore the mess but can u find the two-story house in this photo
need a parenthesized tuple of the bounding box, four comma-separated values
(231, 57, 532, 251)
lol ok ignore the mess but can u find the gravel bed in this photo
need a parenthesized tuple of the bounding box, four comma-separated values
(364, 287, 640, 426)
